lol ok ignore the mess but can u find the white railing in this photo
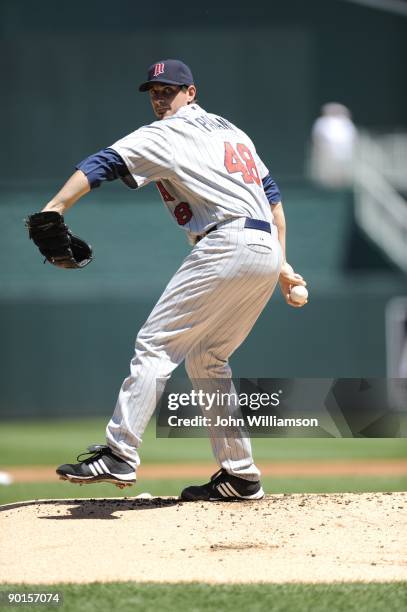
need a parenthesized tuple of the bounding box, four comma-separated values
(357, 132, 407, 190)
(353, 132, 407, 273)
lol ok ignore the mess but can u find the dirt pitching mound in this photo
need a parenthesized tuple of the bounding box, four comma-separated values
(1, 492, 406, 584)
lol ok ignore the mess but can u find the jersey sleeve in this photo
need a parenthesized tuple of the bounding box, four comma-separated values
(76, 148, 137, 189)
(109, 124, 174, 187)
(262, 173, 282, 204)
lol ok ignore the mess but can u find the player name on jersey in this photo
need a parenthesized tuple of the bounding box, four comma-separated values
(182, 113, 233, 133)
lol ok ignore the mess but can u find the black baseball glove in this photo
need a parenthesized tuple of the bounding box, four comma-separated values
(25, 211, 93, 269)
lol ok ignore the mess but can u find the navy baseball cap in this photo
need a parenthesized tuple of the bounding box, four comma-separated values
(139, 59, 194, 92)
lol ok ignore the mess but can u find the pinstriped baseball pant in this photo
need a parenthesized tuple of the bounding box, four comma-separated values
(106, 217, 282, 480)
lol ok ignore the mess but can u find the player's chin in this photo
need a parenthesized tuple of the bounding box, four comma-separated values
(154, 107, 170, 119)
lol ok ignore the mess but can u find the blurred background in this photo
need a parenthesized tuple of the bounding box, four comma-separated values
(0, 0, 406, 502)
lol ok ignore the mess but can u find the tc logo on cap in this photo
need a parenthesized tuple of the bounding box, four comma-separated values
(153, 63, 165, 77)
(139, 59, 194, 92)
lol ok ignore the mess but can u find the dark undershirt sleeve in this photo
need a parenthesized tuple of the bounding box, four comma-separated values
(262, 173, 282, 205)
(76, 148, 138, 189)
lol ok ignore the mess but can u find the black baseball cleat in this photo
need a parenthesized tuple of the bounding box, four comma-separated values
(56, 444, 136, 489)
(180, 468, 265, 501)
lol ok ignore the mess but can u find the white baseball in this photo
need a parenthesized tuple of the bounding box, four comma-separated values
(290, 285, 308, 304)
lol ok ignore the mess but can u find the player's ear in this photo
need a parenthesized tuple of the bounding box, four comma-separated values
(186, 85, 197, 103)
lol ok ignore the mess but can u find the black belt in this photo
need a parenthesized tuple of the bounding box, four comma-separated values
(206, 217, 271, 236)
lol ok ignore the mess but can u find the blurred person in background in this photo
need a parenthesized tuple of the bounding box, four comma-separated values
(309, 102, 358, 188)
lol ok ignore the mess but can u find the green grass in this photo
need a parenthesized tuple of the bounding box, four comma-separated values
(0, 582, 406, 612)
(1, 476, 406, 506)
(0, 418, 406, 466)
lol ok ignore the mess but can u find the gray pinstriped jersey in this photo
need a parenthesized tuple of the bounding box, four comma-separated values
(110, 104, 274, 236)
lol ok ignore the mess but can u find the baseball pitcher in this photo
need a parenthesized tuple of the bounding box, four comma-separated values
(26, 59, 307, 501)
